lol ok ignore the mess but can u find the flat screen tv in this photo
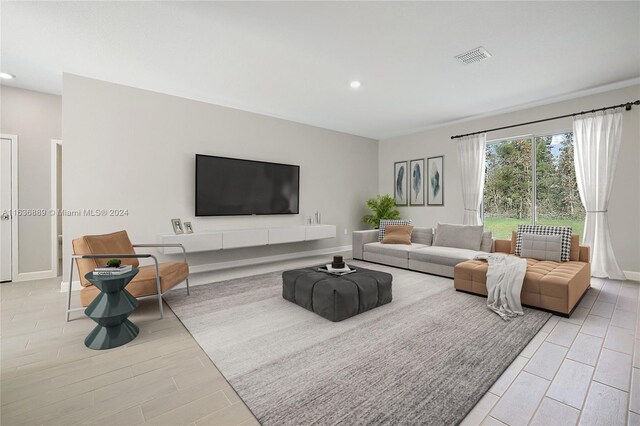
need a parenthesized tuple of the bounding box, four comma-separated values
(196, 154, 300, 216)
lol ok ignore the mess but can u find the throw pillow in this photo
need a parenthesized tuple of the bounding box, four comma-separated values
(515, 225, 572, 262)
(381, 225, 414, 245)
(378, 219, 412, 241)
(520, 233, 562, 262)
(510, 231, 517, 254)
(433, 223, 484, 251)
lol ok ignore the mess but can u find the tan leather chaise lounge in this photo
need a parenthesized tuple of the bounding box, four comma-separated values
(66, 230, 189, 321)
(454, 236, 590, 317)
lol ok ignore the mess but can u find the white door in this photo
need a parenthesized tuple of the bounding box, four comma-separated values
(0, 138, 13, 282)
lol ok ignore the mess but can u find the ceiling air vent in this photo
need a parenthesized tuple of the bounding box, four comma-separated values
(455, 47, 492, 65)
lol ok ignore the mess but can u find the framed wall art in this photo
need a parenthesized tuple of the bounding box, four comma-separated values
(427, 156, 444, 206)
(394, 161, 408, 206)
(409, 158, 425, 206)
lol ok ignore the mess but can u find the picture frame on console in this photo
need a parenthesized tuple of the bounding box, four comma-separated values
(184, 222, 194, 234)
(427, 156, 444, 206)
(394, 161, 408, 206)
(409, 158, 425, 206)
(171, 218, 184, 234)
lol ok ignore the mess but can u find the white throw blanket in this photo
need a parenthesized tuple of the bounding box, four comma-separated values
(474, 253, 527, 320)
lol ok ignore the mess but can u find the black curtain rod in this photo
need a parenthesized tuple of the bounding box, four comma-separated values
(450, 100, 640, 140)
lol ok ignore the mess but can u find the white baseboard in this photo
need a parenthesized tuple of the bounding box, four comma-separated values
(624, 271, 640, 282)
(61, 245, 352, 292)
(16, 269, 56, 282)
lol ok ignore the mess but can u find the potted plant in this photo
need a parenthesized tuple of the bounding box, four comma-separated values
(362, 194, 401, 229)
(106, 259, 122, 268)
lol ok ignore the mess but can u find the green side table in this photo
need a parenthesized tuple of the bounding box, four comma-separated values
(84, 268, 140, 350)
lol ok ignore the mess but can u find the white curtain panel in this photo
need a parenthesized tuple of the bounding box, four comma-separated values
(573, 109, 626, 280)
(457, 133, 487, 225)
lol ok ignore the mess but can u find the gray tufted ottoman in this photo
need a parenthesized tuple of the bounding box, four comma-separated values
(282, 266, 393, 322)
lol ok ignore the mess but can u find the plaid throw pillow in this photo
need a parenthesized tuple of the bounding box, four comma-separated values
(515, 225, 572, 262)
(379, 219, 412, 241)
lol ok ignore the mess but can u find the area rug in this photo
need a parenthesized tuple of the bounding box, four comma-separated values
(164, 261, 550, 426)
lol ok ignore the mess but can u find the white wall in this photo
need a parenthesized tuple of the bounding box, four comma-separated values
(0, 86, 61, 277)
(379, 84, 640, 273)
(62, 74, 378, 281)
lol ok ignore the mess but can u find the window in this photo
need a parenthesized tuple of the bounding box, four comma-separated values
(483, 132, 585, 240)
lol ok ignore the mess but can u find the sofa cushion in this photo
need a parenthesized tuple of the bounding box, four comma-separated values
(381, 225, 413, 245)
(364, 242, 427, 259)
(409, 246, 479, 267)
(520, 233, 562, 262)
(434, 223, 484, 251)
(480, 231, 493, 252)
(411, 227, 433, 245)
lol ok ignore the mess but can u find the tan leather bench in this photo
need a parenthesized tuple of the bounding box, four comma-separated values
(454, 237, 591, 317)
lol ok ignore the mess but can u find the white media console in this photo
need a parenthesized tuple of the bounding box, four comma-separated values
(155, 224, 336, 254)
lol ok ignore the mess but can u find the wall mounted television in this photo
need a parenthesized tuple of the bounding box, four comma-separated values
(195, 154, 300, 216)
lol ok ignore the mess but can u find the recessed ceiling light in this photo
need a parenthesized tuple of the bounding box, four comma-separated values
(0, 73, 16, 80)
(350, 80, 361, 89)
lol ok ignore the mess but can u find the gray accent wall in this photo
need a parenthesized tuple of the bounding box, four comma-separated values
(379, 84, 640, 274)
(61, 74, 378, 282)
(0, 86, 61, 276)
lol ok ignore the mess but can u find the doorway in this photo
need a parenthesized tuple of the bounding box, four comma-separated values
(0, 135, 18, 282)
(51, 139, 62, 276)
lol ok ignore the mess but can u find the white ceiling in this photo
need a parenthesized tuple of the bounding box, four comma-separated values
(2, 1, 639, 139)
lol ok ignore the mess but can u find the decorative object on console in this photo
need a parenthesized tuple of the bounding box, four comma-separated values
(409, 158, 425, 206)
(332, 255, 345, 269)
(381, 224, 414, 245)
(514, 224, 572, 262)
(171, 218, 184, 234)
(362, 194, 400, 229)
(184, 221, 194, 234)
(394, 161, 408, 206)
(427, 155, 444, 206)
(106, 258, 121, 268)
(378, 219, 412, 241)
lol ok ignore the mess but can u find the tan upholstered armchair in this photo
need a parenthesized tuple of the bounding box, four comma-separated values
(65, 230, 189, 321)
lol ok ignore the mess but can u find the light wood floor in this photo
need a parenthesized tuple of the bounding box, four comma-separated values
(0, 276, 260, 426)
(3, 271, 639, 426)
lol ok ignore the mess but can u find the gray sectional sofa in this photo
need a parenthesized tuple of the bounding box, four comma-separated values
(352, 224, 493, 278)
